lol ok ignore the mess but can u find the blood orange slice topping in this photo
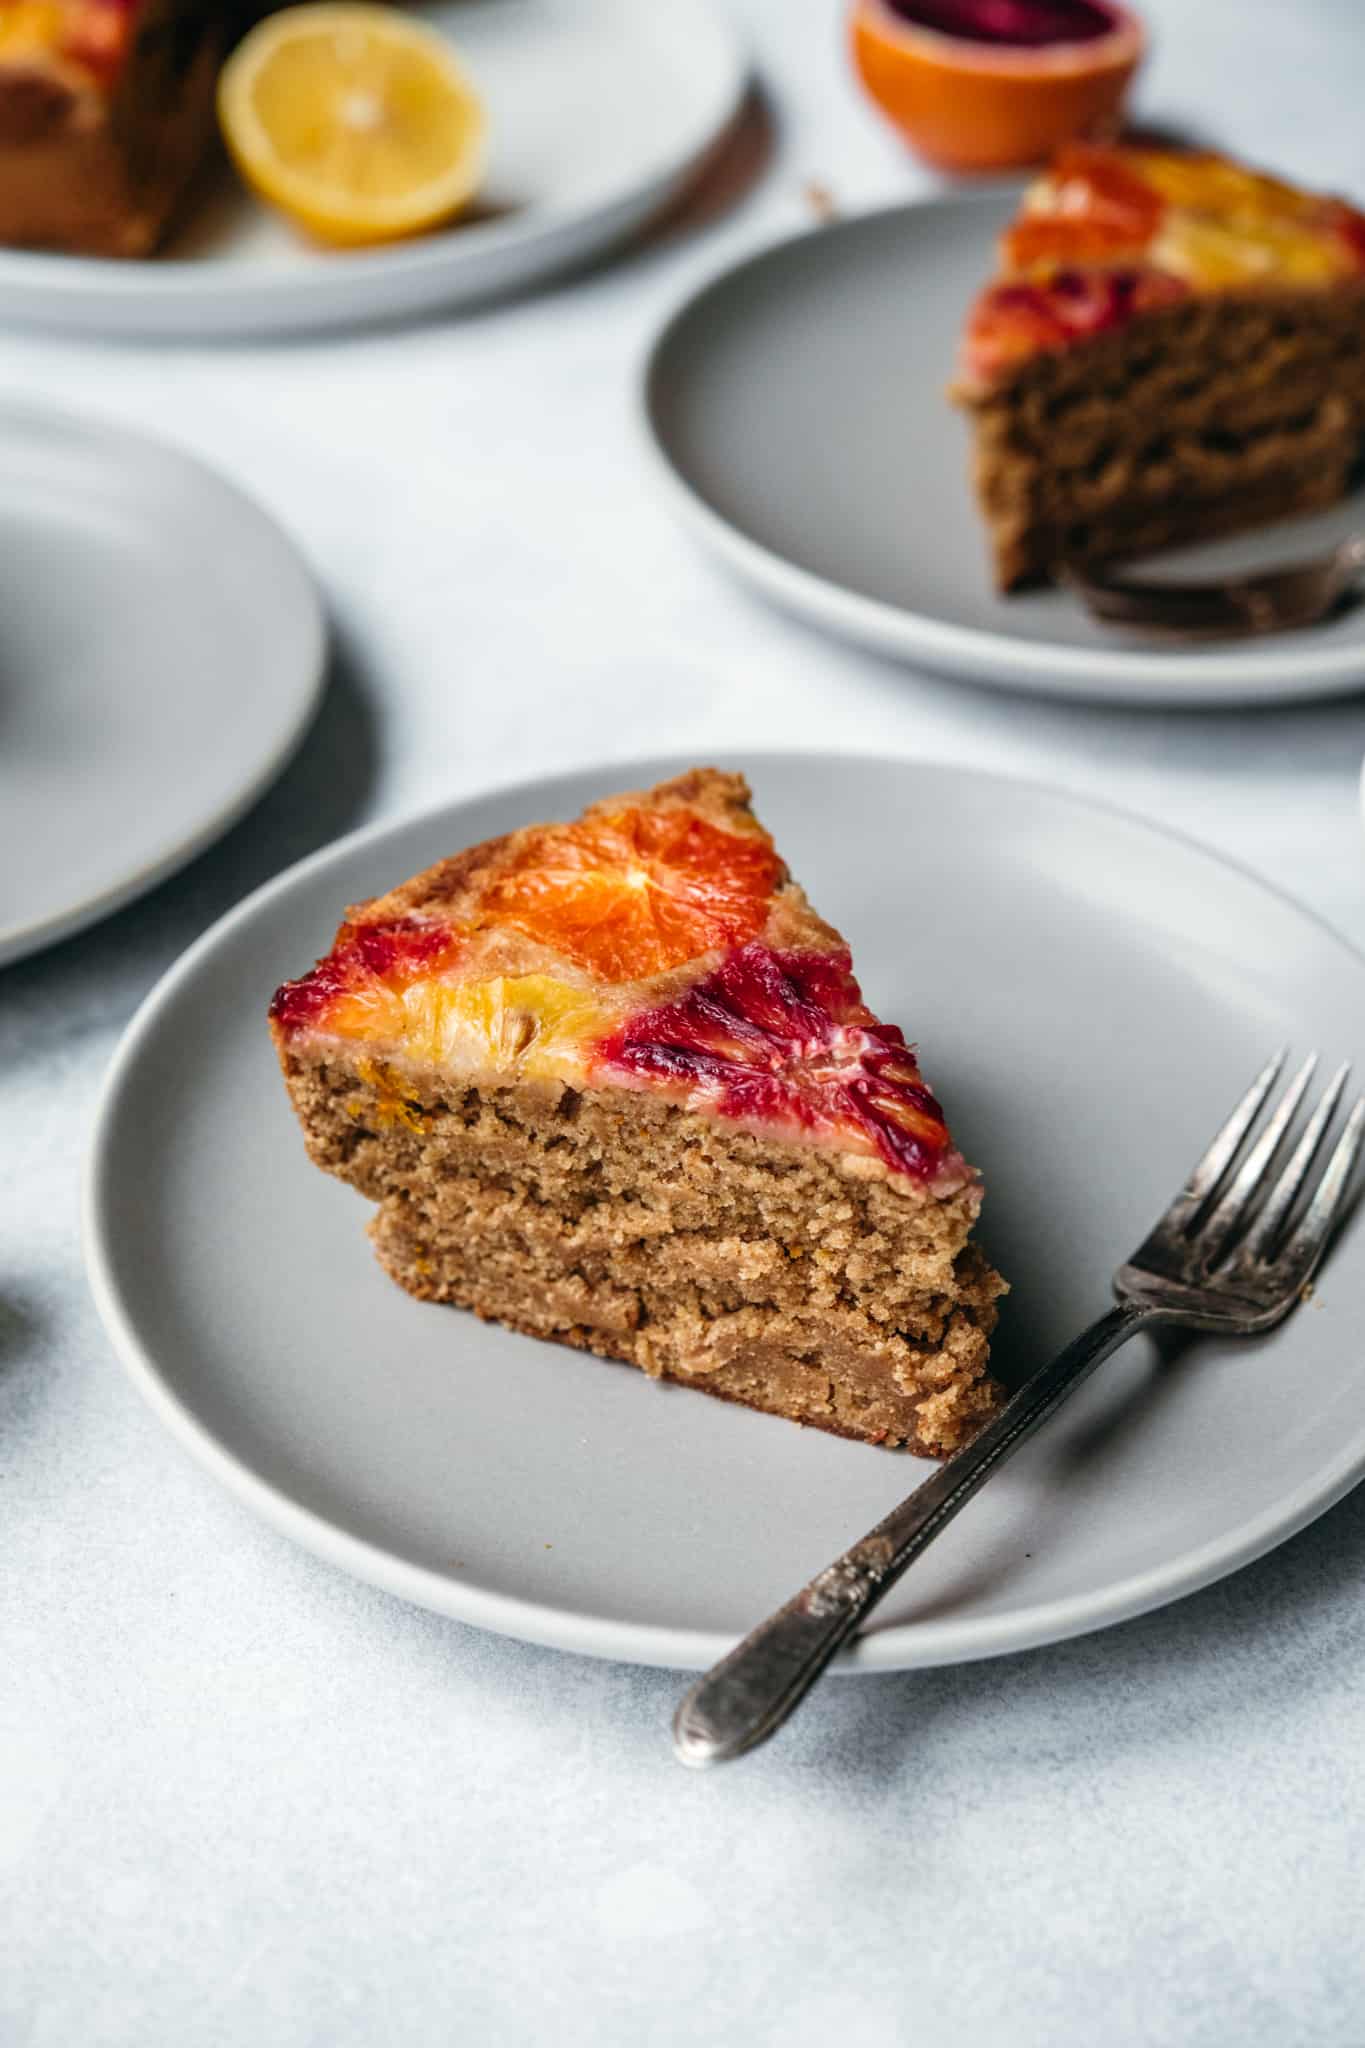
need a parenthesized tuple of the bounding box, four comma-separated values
(473, 807, 783, 983)
(595, 943, 962, 1184)
(966, 145, 1365, 380)
(270, 916, 463, 1038)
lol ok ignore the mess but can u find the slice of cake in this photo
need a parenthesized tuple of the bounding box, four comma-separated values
(952, 145, 1365, 588)
(270, 771, 1005, 1457)
(0, 2, 247, 256)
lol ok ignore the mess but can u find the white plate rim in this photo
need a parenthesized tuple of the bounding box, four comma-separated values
(0, 0, 747, 338)
(84, 749, 1365, 1670)
(639, 194, 1365, 708)
(0, 398, 327, 967)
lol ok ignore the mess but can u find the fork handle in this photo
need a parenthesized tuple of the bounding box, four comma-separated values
(673, 1301, 1152, 1767)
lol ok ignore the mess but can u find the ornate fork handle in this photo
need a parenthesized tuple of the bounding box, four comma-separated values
(673, 1302, 1151, 1768)
(676, 1050, 1363, 1766)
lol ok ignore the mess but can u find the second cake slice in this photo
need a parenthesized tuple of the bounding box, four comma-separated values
(953, 145, 1365, 588)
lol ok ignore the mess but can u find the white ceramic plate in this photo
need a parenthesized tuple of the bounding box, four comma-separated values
(0, 404, 325, 968)
(86, 754, 1365, 1671)
(0, 0, 745, 338)
(643, 194, 1365, 707)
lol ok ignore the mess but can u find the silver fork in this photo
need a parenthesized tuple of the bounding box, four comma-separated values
(1062, 534, 1365, 639)
(673, 1051, 1365, 1768)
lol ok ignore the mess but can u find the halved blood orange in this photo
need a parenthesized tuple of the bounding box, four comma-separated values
(849, 0, 1145, 173)
(474, 807, 783, 983)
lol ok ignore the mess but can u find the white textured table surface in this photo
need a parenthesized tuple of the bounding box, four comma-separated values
(6, 4, 1365, 2042)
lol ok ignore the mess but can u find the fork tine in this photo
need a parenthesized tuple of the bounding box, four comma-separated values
(1195, 1053, 1318, 1267)
(1277, 1094, 1365, 1289)
(1174, 1048, 1287, 1215)
(1240, 1061, 1350, 1263)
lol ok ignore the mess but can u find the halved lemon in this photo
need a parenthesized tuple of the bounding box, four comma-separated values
(218, 4, 487, 247)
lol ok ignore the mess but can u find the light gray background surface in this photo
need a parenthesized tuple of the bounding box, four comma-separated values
(4, 2, 1365, 2042)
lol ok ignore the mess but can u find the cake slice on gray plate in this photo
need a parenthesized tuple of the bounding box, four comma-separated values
(953, 144, 1365, 589)
(270, 769, 1005, 1457)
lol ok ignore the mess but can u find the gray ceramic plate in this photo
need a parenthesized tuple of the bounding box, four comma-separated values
(643, 195, 1365, 707)
(0, 0, 744, 338)
(0, 405, 325, 967)
(86, 754, 1365, 1670)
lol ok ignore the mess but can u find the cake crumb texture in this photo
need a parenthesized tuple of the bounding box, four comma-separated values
(280, 1048, 1005, 1458)
(959, 288, 1365, 587)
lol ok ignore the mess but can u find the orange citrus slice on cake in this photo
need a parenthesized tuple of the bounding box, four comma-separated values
(217, 4, 487, 247)
(474, 806, 783, 983)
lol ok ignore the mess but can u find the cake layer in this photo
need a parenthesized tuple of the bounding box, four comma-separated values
(374, 1209, 1001, 1457)
(966, 287, 1365, 455)
(280, 1045, 1003, 1455)
(990, 469, 1350, 594)
(959, 286, 1365, 586)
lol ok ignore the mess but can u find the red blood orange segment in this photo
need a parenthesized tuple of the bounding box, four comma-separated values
(964, 264, 1189, 378)
(270, 916, 464, 1039)
(473, 807, 783, 983)
(594, 942, 963, 1184)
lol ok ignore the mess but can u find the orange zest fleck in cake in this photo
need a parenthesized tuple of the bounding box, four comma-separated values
(270, 771, 1005, 1455)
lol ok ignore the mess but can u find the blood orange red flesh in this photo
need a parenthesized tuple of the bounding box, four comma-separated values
(596, 943, 959, 1183)
(883, 1, 1119, 48)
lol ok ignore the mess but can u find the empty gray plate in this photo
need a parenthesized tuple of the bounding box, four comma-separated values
(0, 405, 325, 966)
(85, 754, 1365, 1670)
(643, 195, 1365, 707)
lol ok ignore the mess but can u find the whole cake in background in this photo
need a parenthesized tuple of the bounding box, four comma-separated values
(270, 771, 1006, 1457)
(0, 0, 251, 254)
(953, 145, 1365, 589)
